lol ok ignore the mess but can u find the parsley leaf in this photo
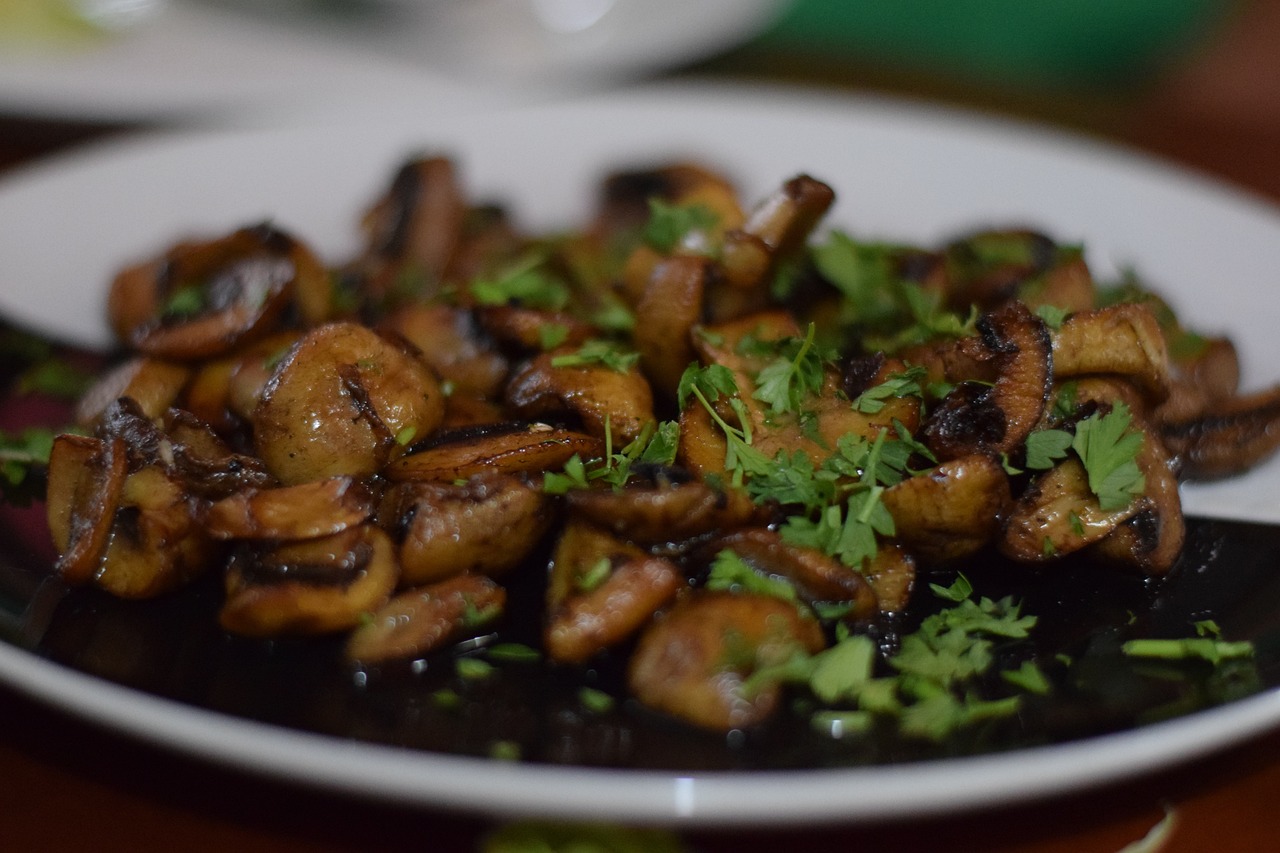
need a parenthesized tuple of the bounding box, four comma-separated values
(1072, 402, 1145, 511)
(549, 339, 640, 372)
(643, 198, 719, 254)
(470, 253, 570, 310)
(750, 323, 825, 415)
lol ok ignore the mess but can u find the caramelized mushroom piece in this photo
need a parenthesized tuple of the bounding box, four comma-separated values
(387, 473, 555, 586)
(1000, 457, 1141, 563)
(504, 348, 655, 444)
(220, 525, 398, 637)
(386, 422, 602, 482)
(1160, 385, 1280, 481)
(381, 304, 509, 400)
(566, 474, 760, 548)
(93, 463, 218, 598)
(46, 434, 128, 585)
(712, 528, 879, 620)
(108, 223, 325, 360)
(920, 300, 1052, 460)
(73, 357, 189, 427)
(356, 155, 468, 300)
(631, 255, 712, 400)
(207, 476, 374, 541)
(627, 591, 825, 731)
(719, 174, 836, 293)
(1051, 303, 1170, 404)
(544, 520, 684, 665)
(344, 573, 506, 665)
(881, 453, 1011, 565)
(252, 321, 446, 484)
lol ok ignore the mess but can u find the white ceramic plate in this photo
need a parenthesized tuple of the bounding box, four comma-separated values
(2, 84, 1280, 825)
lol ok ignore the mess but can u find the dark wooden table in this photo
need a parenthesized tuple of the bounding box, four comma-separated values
(4, 2, 1280, 849)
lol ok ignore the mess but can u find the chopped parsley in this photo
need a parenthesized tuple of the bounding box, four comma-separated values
(1022, 402, 1146, 511)
(642, 198, 719, 254)
(550, 339, 640, 372)
(750, 323, 826, 415)
(469, 253, 570, 311)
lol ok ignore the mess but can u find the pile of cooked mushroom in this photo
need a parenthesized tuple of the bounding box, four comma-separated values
(45, 155, 1280, 733)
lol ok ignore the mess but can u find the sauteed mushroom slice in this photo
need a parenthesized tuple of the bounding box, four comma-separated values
(632, 255, 711, 400)
(357, 155, 468, 300)
(474, 305, 595, 355)
(345, 573, 506, 665)
(1091, 449, 1184, 576)
(627, 591, 825, 731)
(73, 357, 189, 427)
(920, 300, 1051, 460)
(566, 474, 760, 548)
(220, 525, 398, 637)
(589, 163, 744, 243)
(544, 520, 684, 665)
(207, 476, 374, 541)
(161, 408, 273, 500)
(388, 473, 555, 586)
(1051, 303, 1171, 404)
(1155, 336, 1240, 423)
(712, 528, 879, 620)
(387, 422, 603, 482)
(183, 331, 301, 433)
(1160, 384, 1280, 481)
(93, 464, 217, 599)
(381, 304, 509, 399)
(109, 224, 324, 360)
(252, 321, 446, 484)
(46, 434, 127, 585)
(504, 348, 655, 444)
(861, 544, 916, 614)
(719, 174, 836, 293)
(1000, 457, 1141, 563)
(881, 453, 1011, 565)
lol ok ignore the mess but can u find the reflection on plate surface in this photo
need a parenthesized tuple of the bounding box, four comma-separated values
(2, 85, 1280, 824)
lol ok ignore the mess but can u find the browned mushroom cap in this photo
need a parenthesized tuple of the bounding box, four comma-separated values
(92, 463, 218, 598)
(386, 422, 603, 482)
(632, 254, 712, 400)
(920, 300, 1052, 461)
(1090, 438, 1184, 576)
(108, 224, 325, 360)
(356, 155, 468, 300)
(627, 591, 825, 731)
(207, 476, 374, 541)
(183, 331, 301, 434)
(46, 434, 128, 585)
(719, 174, 836, 294)
(1154, 336, 1240, 423)
(881, 452, 1012, 565)
(474, 305, 596, 355)
(712, 528, 879, 620)
(219, 524, 399, 637)
(544, 519, 684, 665)
(73, 357, 189, 428)
(380, 304, 509, 400)
(566, 475, 760, 548)
(1051, 303, 1171, 405)
(344, 573, 506, 665)
(942, 230, 1095, 313)
(1000, 457, 1141, 563)
(1160, 384, 1280, 481)
(861, 543, 916, 614)
(693, 310, 918, 464)
(504, 348, 655, 444)
(386, 473, 555, 586)
(252, 321, 446, 485)
(161, 408, 274, 500)
(588, 162, 744, 243)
